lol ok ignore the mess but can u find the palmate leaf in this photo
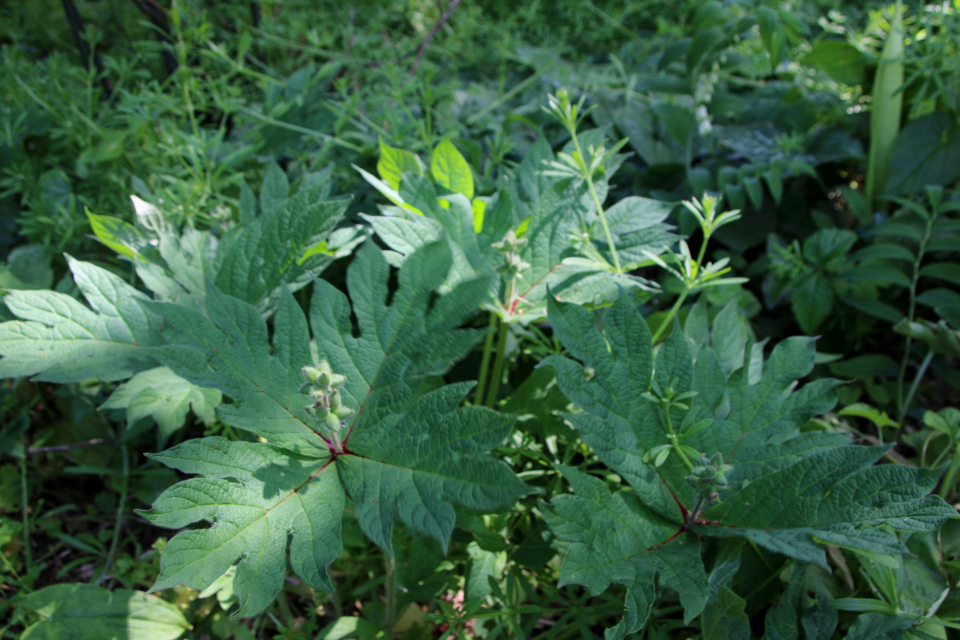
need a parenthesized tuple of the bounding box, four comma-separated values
(541, 292, 954, 639)
(138, 240, 526, 617)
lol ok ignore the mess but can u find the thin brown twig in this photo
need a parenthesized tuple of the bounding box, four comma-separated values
(405, 0, 462, 84)
(28, 438, 114, 455)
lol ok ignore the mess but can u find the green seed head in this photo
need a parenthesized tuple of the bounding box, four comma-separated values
(325, 413, 341, 433)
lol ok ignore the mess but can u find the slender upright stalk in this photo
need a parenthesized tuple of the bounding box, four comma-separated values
(569, 129, 622, 273)
(474, 312, 497, 404)
(897, 212, 936, 424)
(651, 230, 710, 344)
(940, 448, 960, 501)
(663, 410, 694, 471)
(20, 450, 32, 578)
(97, 444, 129, 585)
(485, 319, 510, 408)
(652, 290, 690, 344)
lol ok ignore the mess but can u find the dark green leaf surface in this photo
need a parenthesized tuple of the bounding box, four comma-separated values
(541, 292, 954, 636)
(139, 241, 526, 616)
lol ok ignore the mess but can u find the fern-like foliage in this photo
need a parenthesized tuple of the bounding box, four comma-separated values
(137, 240, 527, 616)
(541, 292, 954, 639)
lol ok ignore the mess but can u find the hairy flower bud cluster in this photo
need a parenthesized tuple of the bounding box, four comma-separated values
(302, 360, 353, 453)
(686, 452, 733, 495)
(492, 229, 530, 278)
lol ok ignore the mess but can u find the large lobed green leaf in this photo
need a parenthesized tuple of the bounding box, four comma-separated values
(138, 240, 527, 616)
(541, 292, 954, 639)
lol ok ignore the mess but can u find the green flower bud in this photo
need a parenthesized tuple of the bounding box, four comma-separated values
(334, 405, 354, 419)
(329, 373, 347, 388)
(317, 359, 332, 375)
(325, 413, 341, 433)
(314, 406, 330, 421)
(328, 389, 342, 411)
(302, 366, 322, 383)
(309, 387, 326, 400)
(316, 371, 332, 388)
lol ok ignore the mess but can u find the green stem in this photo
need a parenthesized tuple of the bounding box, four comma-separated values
(485, 319, 510, 408)
(940, 449, 960, 500)
(664, 411, 694, 471)
(898, 212, 935, 424)
(20, 451, 31, 580)
(97, 444, 129, 585)
(901, 349, 934, 425)
(570, 130, 622, 273)
(651, 232, 709, 344)
(385, 554, 396, 639)
(475, 312, 497, 404)
(652, 289, 690, 344)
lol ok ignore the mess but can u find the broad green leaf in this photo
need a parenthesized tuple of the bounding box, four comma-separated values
(886, 113, 960, 195)
(542, 465, 707, 640)
(101, 367, 222, 438)
(0, 257, 163, 382)
(758, 7, 785, 68)
(802, 40, 866, 85)
(803, 229, 857, 265)
(431, 137, 474, 199)
(839, 263, 911, 288)
(791, 273, 833, 333)
(541, 292, 954, 633)
(851, 243, 915, 263)
(472, 198, 486, 234)
(86, 211, 152, 261)
(259, 162, 290, 213)
(830, 355, 899, 379)
(216, 190, 349, 311)
(141, 241, 525, 616)
(921, 262, 960, 287)
(378, 137, 423, 190)
(702, 587, 750, 640)
(21, 584, 190, 640)
(0, 245, 53, 291)
(238, 179, 257, 221)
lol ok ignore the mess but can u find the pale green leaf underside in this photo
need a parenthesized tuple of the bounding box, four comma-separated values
(100, 366, 222, 438)
(0, 257, 163, 383)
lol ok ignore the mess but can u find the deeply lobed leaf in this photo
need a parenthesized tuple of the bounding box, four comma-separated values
(139, 240, 526, 616)
(541, 291, 955, 637)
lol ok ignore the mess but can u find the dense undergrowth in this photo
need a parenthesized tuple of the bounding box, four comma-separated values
(2, 1, 960, 639)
